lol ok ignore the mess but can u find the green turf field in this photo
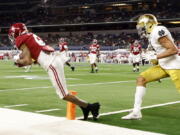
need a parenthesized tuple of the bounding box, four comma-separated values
(0, 60, 180, 135)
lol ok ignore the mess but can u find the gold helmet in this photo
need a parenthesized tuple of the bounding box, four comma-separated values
(136, 14, 158, 38)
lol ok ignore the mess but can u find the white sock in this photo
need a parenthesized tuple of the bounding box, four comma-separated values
(133, 86, 146, 113)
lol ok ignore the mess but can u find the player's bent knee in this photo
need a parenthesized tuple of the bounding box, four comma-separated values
(62, 93, 76, 102)
(136, 76, 147, 86)
(62, 94, 71, 100)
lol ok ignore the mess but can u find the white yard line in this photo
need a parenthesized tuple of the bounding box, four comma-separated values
(77, 100, 180, 119)
(4, 104, 28, 108)
(0, 86, 52, 92)
(0, 80, 135, 92)
(35, 108, 61, 113)
(69, 80, 134, 86)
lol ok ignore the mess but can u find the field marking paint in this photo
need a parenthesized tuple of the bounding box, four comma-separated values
(0, 86, 52, 92)
(69, 80, 134, 87)
(35, 108, 61, 113)
(2, 75, 80, 80)
(4, 104, 28, 108)
(0, 80, 135, 92)
(77, 100, 180, 119)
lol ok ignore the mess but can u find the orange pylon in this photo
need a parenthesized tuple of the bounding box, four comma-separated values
(66, 90, 78, 120)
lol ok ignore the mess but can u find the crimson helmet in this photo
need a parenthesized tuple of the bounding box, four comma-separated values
(59, 37, 65, 43)
(93, 39, 97, 44)
(8, 23, 28, 43)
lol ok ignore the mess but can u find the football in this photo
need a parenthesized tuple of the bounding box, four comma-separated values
(12, 52, 25, 67)
(19, 52, 24, 59)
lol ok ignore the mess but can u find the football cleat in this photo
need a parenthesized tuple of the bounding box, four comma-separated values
(80, 103, 100, 120)
(89, 102, 100, 120)
(80, 106, 90, 120)
(121, 111, 142, 120)
(95, 67, 98, 73)
(71, 66, 75, 71)
(158, 79, 161, 83)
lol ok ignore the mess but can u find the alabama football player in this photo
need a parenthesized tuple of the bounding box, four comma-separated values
(122, 14, 180, 120)
(130, 40, 142, 72)
(88, 39, 100, 73)
(9, 23, 100, 120)
(58, 37, 75, 71)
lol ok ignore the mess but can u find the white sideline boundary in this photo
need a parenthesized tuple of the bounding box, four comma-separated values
(100, 100, 180, 116)
(77, 100, 180, 119)
(0, 108, 164, 135)
(0, 80, 135, 92)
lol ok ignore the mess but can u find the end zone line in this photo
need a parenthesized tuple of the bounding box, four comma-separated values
(77, 100, 180, 119)
(100, 100, 180, 116)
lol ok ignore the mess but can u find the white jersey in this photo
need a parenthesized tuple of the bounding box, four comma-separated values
(149, 25, 180, 69)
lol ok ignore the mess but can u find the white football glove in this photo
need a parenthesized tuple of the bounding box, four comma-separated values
(13, 53, 20, 63)
(149, 54, 158, 65)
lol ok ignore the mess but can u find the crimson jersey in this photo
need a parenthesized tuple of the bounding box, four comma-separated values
(59, 42, 68, 52)
(15, 33, 54, 61)
(89, 44, 100, 54)
(130, 44, 142, 55)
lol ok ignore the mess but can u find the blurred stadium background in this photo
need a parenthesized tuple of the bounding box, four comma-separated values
(0, 0, 180, 135)
(0, 0, 180, 51)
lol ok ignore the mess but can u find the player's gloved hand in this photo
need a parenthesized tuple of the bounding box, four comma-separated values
(13, 53, 25, 67)
(12, 53, 20, 63)
(149, 54, 158, 65)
